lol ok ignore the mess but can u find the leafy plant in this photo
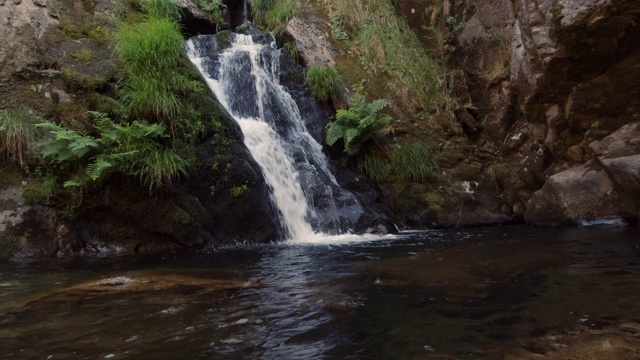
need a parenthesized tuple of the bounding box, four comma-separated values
(306, 65, 344, 102)
(36, 121, 99, 164)
(393, 141, 438, 183)
(325, 93, 391, 156)
(0, 109, 37, 167)
(329, 11, 349, 41)
(36, 112, 189, 190)
(30, 84, 44, 93)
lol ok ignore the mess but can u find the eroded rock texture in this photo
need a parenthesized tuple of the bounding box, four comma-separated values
(450, 0, 640, 224)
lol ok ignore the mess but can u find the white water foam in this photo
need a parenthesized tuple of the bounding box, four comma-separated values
(186, 35, 388, 244)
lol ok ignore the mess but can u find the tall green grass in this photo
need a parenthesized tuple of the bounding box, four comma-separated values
(0, 109, 37, 167)
(306, 65, 344, 102)
(393, 141, 438, 183)
(116, 16, 203, 135)
(116, 17, 184, 76)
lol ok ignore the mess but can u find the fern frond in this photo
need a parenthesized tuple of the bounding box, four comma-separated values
(325, 122, 345, 146)
(87, 157, 113, 180)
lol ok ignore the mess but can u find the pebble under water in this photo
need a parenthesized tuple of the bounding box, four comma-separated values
(1, 225, 639, 359)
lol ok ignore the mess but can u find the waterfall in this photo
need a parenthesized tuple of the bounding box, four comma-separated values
(186, 31, 365, 241)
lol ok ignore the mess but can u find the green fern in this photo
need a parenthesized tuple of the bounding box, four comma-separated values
(325, 92, 391, 156)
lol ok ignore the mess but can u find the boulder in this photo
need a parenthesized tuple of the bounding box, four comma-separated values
(525, 161, 636, 225)
(601, 155, 640, 198)
(175, 0, 219, 35)
(285, 15, 338, 67)
(589, 122, 640, 158)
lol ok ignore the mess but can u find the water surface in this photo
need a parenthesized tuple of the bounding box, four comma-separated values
(1, 226, 639, 359)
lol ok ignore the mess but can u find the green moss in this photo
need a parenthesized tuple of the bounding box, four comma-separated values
(61, 68, 108, 90)
(173, 209, 193, 225)
(22, 175, 58, 205)
(70, 48, 94, 65)
(230, 184, 248, 197)
(214, 30, 233, 50)
(56, 101, 90, 125)
(421, 192, 443, 212)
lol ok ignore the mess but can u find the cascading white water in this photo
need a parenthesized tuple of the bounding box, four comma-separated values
(187, 35, 317, 240)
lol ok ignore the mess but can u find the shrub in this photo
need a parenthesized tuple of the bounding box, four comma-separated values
(325, 93, 391, 156)
(393, 141, 438, 183)
(0, 109, 37, 167)
(306, 65, 344, 102)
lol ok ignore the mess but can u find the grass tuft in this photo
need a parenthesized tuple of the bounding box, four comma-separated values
(393, 141, 438, 183)
(142, 0, 181, 20)
(306, 65, 344, 102)
(358, 152, 389, 182)
(0, 109, 37, 167)
(252, 0, 299, 31)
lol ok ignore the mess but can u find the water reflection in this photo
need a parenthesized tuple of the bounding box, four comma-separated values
(0, 226, 639, 359)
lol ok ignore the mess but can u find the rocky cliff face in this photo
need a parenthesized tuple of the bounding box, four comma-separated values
(448, 0, 640, 224)
(0, 0, 283, 259)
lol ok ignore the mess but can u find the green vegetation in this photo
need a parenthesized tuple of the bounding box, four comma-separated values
(325, 92, 391, 156)
(194, 0, 225, 29)
(70, 48, 94, 65)
(251, 0, 299, 31)
(142, 0, 181, 20)
(329, 0, 454, 126)
(306, 65, 344, 102)
(486, 162, 511, 189)
(357, 152, 389, 182)
(329, 11, 349, 41)
(394, 142, 438, 183)
(283, 42, 299, 63)
(37, 112, 189, 190)
(116, 8, 204, 135)
(0, 109, 37, 167)
(230, 184, 249, 198)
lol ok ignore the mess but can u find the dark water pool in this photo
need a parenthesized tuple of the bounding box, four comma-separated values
(1, 226, 639, 359)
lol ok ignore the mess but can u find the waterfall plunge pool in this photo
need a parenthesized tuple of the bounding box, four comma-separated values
(1, 225, 639, 359)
